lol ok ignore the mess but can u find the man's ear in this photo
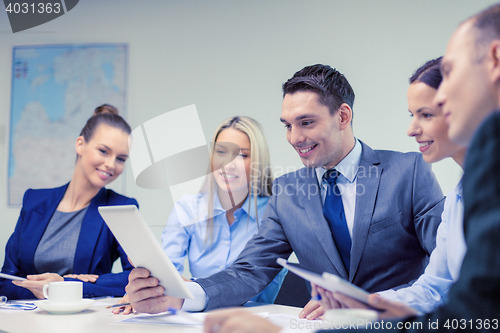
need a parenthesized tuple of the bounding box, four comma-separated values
(75, 136, 85, 157)
(489, 40, 500, 83)
(338, 103, 353, 130)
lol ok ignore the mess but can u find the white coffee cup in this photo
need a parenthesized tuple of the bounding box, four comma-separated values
(324, 309, 378, 329)
(42, 281, 83, 304)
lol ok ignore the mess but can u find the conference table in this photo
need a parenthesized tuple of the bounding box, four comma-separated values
(0, 298, 306, 333)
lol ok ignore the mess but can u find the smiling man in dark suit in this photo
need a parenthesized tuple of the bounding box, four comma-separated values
(125, 64, 444, 314)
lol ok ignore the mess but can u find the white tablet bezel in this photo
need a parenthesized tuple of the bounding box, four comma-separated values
(98, 205, 194, 299)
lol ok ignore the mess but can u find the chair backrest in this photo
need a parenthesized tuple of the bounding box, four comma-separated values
(273, 270, 311, 307)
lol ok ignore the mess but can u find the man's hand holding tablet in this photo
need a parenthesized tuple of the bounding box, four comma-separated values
(126, 268, 184, 314)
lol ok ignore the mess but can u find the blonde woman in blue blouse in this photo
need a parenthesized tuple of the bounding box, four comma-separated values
(162, 116, 286, 301)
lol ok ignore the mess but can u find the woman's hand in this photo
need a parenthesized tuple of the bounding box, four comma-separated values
(12, 273, 64, 299)
(112, 294, 134, 315)
(63, 274, 99, 283)
(300, 298, 324, 320)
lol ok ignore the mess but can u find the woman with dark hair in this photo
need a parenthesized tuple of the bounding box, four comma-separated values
(0, 105, 138, 300)
(368, 57, 467, 313)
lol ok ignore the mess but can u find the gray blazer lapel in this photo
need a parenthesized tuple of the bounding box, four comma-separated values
(298, 168, 348, 279)
(350, 141, 382, 281)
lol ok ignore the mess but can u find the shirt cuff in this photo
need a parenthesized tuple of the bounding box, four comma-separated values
(376, 289, 397, 299)
(181, 281, 208, 312)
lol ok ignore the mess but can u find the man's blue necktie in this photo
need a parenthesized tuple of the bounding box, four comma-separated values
(323, 169, 351, 273)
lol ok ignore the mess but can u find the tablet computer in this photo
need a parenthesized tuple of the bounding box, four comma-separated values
(98, 205, 194, 299)
(276, 258, 369, 304)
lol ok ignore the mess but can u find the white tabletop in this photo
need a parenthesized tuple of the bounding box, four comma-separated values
(0, 298, 303, 333)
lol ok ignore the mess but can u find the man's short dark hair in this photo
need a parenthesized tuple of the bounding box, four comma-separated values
(282, 64, 355, 117)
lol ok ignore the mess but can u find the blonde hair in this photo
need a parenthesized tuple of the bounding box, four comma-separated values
(200, 116, 273, 243)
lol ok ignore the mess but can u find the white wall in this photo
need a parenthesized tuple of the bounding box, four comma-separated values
(0, 0, 496, 266)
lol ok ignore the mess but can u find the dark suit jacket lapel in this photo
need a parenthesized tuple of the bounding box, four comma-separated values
(73, 188, 107, 274)
(23, 184, 68, 273)
(298, 168, 348, 279)
(349, 141, 382, 281)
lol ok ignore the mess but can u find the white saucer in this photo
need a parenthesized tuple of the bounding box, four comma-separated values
(34, 299, 95, 314)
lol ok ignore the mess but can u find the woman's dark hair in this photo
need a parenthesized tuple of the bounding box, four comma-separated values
(79, 104, 131, 142)
(93, 104, 119, 115)
(409, 57, 443, 89)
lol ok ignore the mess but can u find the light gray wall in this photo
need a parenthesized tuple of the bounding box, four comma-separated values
(0, 0, 496, 266)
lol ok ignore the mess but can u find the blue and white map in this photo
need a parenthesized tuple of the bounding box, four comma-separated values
(8, 44, 127, 205)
